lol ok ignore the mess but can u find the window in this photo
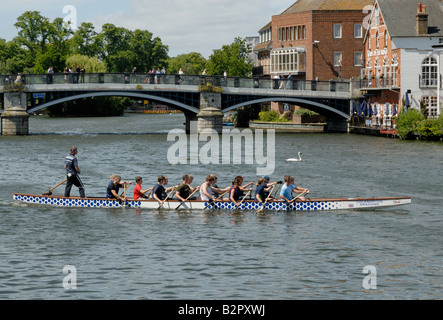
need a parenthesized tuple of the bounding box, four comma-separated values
(384, 32, 388, 48)
(376, 32, 379, 49)
(333, 24, 342, 38)
(270, 49, 306, 74)
(421, 56, 438, 87)
(354, 52, 363, 66)
(354, 24, 362, 38)
(422, 96, 438, 118)
(333, 52, 343, 66)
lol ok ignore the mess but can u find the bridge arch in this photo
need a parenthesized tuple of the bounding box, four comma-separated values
(223, 97, 350, 120)
(27, 91, 200, 114)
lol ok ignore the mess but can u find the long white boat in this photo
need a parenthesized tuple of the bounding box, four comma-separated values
(13, 193, 412, 211)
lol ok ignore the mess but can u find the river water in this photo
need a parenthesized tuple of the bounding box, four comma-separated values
(0, 113, 442, 300)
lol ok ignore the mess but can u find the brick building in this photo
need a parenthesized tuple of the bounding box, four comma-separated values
(362, 0, 443, 118)
(254, 0, 373, 81)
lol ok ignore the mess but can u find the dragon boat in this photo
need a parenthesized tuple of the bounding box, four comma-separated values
(13, 193, 412, 211)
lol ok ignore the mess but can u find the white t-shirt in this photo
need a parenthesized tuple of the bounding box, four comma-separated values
(200, 182, 213, 201)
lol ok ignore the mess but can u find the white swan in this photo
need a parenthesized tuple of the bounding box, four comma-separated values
(286, 152, 302, 162)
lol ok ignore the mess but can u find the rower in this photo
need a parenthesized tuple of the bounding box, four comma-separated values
(229, 176, 253, 206)
(107, 175, 131, 201)
(175, 174, 200, 202)
(280, 175, 310, 202)
(152, 175, 175, 202)
(133, 176, 153, 200)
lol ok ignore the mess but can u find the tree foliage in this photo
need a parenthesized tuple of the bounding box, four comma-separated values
(206, 37, 254, 77)
(65, 54, 107, 73)
(1, 11, 170, 74)
(3, 10, 252, 79)
(167, 52, 207, 74)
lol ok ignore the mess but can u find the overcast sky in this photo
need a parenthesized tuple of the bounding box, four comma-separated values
(0, 0, 292, 58)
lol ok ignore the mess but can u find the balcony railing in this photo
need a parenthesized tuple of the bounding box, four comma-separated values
(351, 115, 398, 131)
(360, 76, 399, 89)
(0, 73, 351, 93)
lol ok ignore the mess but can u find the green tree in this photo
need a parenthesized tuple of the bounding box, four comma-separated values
(397, 109, 425, 139)
(167, 52, 207, 74)
(65, 54, 107, 73)
(34, 46, 65, 73)
(206, 37, 253, 77)
(70, 22, 100, 57)
(48, 18, 73, 57)
(14, 11, 51, 66)
(99, 23, 134, 70)
(0, 39, 29, 73)
(149, 37, 169, 70)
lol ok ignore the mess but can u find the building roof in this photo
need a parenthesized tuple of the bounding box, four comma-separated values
(254, 41, 273, 52)
(258, 22, 272, 32)
(377, 0, 443, 37)
(281, 0, 374, 14)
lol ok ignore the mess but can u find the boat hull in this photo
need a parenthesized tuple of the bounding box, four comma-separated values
(13, 194, 411, 211)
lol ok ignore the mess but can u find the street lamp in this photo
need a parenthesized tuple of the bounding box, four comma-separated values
(313, 41, 319, 81)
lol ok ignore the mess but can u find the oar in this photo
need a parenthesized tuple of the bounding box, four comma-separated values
(288, 190, 308, 204)
(257, 185, 276, 213)
(203, 189, 229, 210)
(235, 189, 252, 209)
(157, 188, 175, 209)
(272, 183, 283, 199)
(215, 189, 229, 200)
(120, 183, 130, 197)
(43, 179, 68, 196)
(175, 188, 199, 210)
(284, 191, 308, 211)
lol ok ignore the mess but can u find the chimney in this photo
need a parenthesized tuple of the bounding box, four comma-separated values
(416, 2, 429, 35)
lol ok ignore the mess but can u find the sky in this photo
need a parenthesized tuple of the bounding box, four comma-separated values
(0, 0, 292, 58)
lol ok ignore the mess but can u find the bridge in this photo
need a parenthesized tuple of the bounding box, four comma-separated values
(0, 72, 360, 135)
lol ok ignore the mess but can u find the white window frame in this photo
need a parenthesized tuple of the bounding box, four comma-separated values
(333, 52, 343, 67)
(333, 24, 342, 39)
(354, 52, 363, 66)
(421, 56, 438, 87)
(354, 24, 362, 38)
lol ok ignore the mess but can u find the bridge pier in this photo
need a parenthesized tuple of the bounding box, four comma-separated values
(1, 92, 29, 135)
(195, 92, 223, 134)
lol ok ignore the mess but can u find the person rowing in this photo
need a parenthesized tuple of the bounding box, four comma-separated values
(229, 176, 253, 207)
(200, 175, 229, 203)
(255, 177, 273, 203)
(106, 175, 132, 201)
(280, 175, 310, 203)
(175, 174, 200, 202)
(133, 176, 153, 200)
(152, 175, 175, 203)
(263, 175, 281, 199)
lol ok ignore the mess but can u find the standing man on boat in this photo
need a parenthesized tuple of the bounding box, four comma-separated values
(64, 146, 85, 198)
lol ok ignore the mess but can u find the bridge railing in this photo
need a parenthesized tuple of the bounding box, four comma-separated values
(0, 73, 351, 93)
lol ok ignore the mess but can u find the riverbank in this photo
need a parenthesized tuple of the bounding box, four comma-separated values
(249, 121, 325, 133)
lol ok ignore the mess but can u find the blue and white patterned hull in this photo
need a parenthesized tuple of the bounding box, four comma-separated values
(13, 194, 411, 211)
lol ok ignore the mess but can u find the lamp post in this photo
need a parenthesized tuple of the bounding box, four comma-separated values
(313, 41, 319, 81)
